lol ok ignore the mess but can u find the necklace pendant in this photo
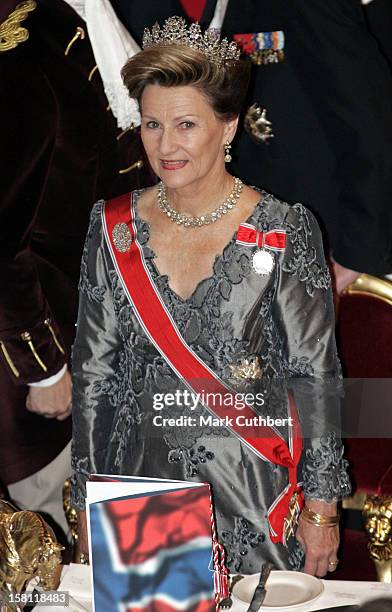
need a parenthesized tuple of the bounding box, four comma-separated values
(252, 249, 275, 275)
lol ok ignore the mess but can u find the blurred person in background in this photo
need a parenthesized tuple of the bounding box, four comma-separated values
(0, 0, 153, 540)
(113, 0, 392, 292)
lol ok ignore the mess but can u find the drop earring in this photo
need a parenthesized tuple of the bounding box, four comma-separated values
(224, 141, 232, 163)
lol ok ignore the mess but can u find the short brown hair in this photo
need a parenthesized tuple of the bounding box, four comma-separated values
(121, 44, 251, 121)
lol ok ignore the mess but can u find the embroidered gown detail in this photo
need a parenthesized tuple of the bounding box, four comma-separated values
(71, 189, 351, 572)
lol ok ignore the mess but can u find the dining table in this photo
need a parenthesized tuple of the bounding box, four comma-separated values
(27, 564, 392, 612)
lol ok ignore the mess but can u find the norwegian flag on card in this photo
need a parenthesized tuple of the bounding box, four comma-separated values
(86, 476, 218, 612)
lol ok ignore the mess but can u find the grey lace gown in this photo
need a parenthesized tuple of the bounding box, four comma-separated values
(71, 189, 351, 574)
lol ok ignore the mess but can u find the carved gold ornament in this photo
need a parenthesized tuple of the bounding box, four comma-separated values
(112, 222, 133, 253)
(0, 500, 63, 607)
(0, 0, 36, 53)
(63, 479, 89, 565)
(363, 495, 392, 562)
(245, 104, 274, 144)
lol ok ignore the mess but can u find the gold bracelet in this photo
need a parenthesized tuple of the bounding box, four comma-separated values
(301, 506, 340, 527)
(302, 515, 340, 527)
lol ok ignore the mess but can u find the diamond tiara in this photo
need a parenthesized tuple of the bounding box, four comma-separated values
(142, 16, 240, 67)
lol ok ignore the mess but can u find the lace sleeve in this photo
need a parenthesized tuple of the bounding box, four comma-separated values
(273, 203, 351, 502)
(302, 432, 351, 502)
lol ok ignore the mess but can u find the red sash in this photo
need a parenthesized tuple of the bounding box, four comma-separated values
(102, 193, 304, 545)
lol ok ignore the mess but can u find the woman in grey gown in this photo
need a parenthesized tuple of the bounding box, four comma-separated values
(71, 17, 351, 578)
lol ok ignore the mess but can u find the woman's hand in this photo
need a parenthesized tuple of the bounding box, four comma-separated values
(296, 500, 340, 577)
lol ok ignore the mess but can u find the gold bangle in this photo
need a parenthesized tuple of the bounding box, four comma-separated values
(302, 506, 340, 522)
(301, 506, 340, 527)
(302, 515, 339, 528)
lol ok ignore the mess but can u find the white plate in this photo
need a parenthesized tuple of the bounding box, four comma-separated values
(232, 571, 324, 610)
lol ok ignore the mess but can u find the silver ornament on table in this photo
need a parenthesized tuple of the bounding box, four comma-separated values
(252, 249, 275, 275)
(245, 104, 274, 144)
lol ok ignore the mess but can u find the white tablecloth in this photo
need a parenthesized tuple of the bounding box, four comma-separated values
(31, 565, 392, 612)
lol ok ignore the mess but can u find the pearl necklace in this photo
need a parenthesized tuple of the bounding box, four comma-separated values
(157, 177, 244, 228)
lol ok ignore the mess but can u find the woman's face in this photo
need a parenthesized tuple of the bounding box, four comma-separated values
(140, 84, 237, 191)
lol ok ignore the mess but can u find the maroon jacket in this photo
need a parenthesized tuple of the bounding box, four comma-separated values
(0, 0, 153, 484)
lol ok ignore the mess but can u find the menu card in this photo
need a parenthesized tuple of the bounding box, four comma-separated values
(86, 475, 216, 611)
